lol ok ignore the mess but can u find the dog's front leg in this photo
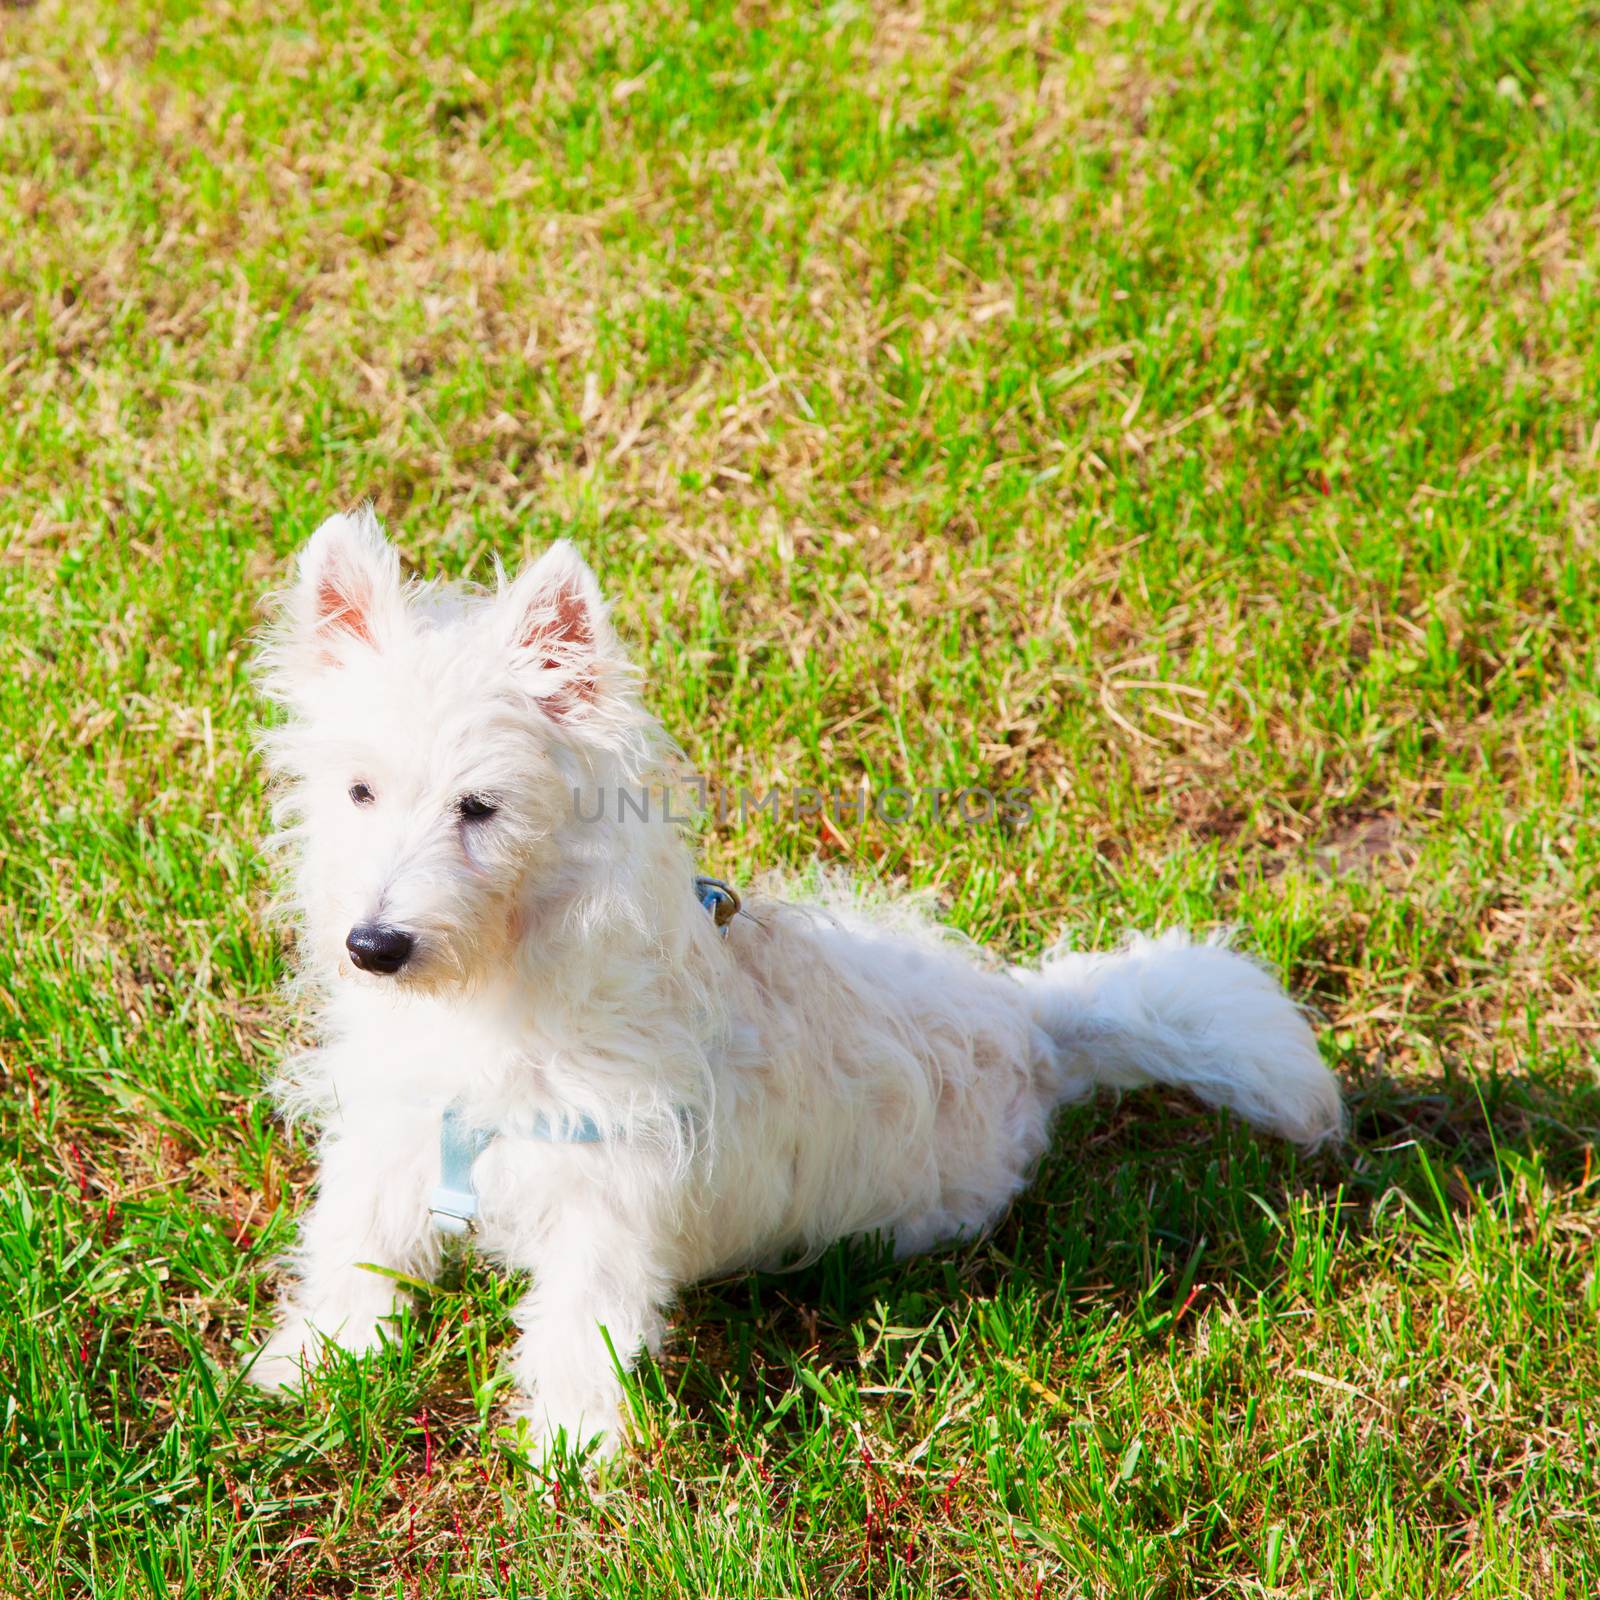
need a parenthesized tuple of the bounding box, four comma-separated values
(249, 1122, 436, 1392)
(505, 1206, 676, 1462)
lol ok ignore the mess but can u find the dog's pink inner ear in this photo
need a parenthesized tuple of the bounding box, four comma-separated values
(518, 577, 598, 711)
(308, 540, 390, 659)
(317, 571, 376, 646)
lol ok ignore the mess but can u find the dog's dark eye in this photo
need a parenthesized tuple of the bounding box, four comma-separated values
(349, 782, 375, 806)
(457, 794, 497, 821)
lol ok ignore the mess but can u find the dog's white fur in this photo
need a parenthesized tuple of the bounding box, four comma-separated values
(248, 509, 1343, 1456)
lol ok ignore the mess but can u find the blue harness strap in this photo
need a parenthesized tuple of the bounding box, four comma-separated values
(428, 873, 737, 1236)
(430, 1105, 604, 1235)
(430, 1105, 495, 1236)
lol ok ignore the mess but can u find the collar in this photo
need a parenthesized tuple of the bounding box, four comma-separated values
(428, 872, 739, 1236)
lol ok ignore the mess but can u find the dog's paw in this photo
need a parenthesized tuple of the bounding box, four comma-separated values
(245, 1309, 391, 1393)
(503, 1392, 626, 1466)
(246, 1318, 323, 1394)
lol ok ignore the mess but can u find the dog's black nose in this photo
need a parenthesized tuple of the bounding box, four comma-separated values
(345, 923, 415, 975)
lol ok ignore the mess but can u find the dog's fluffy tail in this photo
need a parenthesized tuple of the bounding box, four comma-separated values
(1015, 930, 1343, 1149)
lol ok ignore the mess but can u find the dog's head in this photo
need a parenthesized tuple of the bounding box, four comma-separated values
(261, 509, 652, 993)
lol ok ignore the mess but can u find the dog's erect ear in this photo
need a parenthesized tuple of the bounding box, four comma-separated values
(289, 510, 404, 668)
(497, 541, 618, 719)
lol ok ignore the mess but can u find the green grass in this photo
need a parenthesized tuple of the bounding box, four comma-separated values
(3, 0, 1600, 1592)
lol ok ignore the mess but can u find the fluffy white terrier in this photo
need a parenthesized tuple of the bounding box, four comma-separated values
(248, 509, 1343, 1457)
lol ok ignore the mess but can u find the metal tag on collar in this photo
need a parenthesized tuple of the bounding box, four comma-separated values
(694, 874, 740, 932)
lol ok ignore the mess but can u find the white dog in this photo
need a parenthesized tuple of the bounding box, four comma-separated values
(248, 509, 1343, 1456)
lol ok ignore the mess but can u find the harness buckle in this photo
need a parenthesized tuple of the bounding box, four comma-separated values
(429, 1204, 476, 1238)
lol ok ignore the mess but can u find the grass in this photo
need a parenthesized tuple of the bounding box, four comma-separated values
(3, 0, 1600, 1592)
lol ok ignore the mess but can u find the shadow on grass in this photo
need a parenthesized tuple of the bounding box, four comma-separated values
(661, 1060, 1600, 1436)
